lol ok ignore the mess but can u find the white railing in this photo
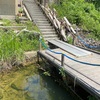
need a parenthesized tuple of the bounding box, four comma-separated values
(37, 2, 77, 42)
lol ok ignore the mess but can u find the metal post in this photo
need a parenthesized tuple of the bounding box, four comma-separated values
(61, 54, 64, 66)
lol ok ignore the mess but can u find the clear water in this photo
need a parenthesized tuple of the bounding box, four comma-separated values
(0, 65, 74, 100)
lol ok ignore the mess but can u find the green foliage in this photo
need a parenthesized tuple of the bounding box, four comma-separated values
(15, 16, 20, 23)
(87, 95, 97, 100)
(86, 0, 100, 11)
(0, 20, 39, 63)
(67, 37, 73, 44)
(53, 0, 100, 40)
(1, 19, 12, 26)
(26, 21, 39, 32)
(43, 71, 51, 76)
(18, 8, 23, 13)
(18, 31, 39, 51)
(0, 31, 23, 62)
(59, 68, 66, 77)
(0, 29, 39, 62)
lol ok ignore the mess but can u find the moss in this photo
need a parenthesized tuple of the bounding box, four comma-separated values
(0, 65, 38, 100)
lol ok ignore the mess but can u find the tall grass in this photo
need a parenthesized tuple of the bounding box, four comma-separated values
(0, 19, 39, 64)
(0, 29, 39, 64)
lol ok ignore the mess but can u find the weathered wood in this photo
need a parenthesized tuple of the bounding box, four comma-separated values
(40, 4, 67, 41)
(64, 17, 76, 34)
(38, 48, 100, 99)
(61, 54, 64, 66)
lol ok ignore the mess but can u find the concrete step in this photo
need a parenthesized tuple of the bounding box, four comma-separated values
(38, 25, 53, 29)
(24, 0, 59, 41)
(31, 7, 41, 9)
(32, 17, 48, 23)
(31, 9, 41, 11)
(32, 16, 46, 19)
(44, 37, 59, 41)
(40, 28, 55, 32)
(36, 21, 49, 24)
(31, 11, 42, 14)
(38, 23, 51, 26)
(31, 14, 45, 16)
(36, 20, 50, 24)
(31, 13, 44, 16)
(43, 34, 58, 38)
(42, 31, 56, 34)
(31, 11, 42, 13)
(32, 18, 47, 20)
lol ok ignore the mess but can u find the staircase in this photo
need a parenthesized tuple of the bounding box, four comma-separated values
(23, 0, 59, 41)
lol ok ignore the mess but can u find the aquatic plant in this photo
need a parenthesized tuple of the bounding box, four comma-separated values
(59, 68, 66, 78)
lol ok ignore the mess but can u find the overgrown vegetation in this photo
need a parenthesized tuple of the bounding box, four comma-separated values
(52, 0, 100, 40)
(88, 95, 97, 100)
(0, 19, 39, 69)
(86, 0, 100, 11)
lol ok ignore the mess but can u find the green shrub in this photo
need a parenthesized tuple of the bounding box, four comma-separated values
(52, 0, 100, 40)
(0, 29, 39, 62)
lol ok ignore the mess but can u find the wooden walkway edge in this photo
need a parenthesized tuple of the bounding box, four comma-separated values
(37, 40, 100, 99)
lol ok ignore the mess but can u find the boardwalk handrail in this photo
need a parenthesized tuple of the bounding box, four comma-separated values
(39, 37, 100, 66)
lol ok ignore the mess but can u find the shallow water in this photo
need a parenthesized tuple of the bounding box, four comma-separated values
(0, 65, 74, 100)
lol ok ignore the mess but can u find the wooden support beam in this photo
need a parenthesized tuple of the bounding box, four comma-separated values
(61, 54, 64, 66)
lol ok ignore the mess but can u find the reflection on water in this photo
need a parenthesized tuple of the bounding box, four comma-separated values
(24, 74, 74, 100)
(0, 65, 74, 100)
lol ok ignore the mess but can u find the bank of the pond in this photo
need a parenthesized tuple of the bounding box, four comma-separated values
(0, 64, 74, 100)
(0, 50, 37, 74)
(0, 19, 39, 73)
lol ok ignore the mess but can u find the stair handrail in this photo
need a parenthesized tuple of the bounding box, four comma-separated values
(36, 0, 77, 42)
(38, 3, 67, 41)
(35, 1, 100, 49)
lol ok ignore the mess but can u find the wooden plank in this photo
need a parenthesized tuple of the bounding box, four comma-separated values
(39, 49, 100, 98)
(48, 39, 92, 57)
(43, 48, 100, 87)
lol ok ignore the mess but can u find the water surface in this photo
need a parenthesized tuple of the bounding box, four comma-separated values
(0, 65, 74, 100)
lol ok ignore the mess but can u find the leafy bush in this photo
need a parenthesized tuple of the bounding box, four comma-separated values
(52, 0, 100, 40)
(0, 29, 39, 63)
(0, 19, 40, 63)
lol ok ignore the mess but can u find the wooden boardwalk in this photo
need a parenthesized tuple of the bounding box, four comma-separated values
(23, 0, 100, 99)
(38, 39, 100, 99)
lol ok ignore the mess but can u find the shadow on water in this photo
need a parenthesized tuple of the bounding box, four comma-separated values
(24, 71, 74, 100)
(0, 65, 74, 100)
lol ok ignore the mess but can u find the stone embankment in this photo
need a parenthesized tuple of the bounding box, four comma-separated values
(0, 51, 37, 73)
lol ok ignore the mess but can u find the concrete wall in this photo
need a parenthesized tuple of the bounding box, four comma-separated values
(0, 0, 18, 15)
